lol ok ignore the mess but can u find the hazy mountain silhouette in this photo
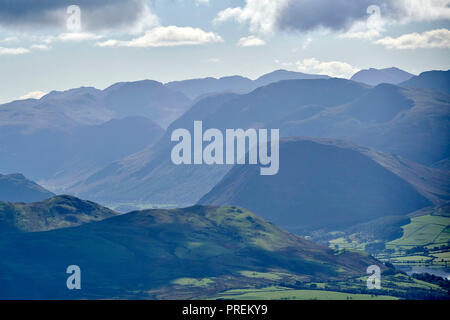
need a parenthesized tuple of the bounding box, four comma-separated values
(102, 80, 191, 128)
(278, 84, 450, 165)
(0, 173, 54, 203)
(0, 116, 164, 191)
(73, 79, 369, 204)
(400, 70, 450, 95)
(351, 67, 414, 86)
(166, 69, 329, 100)
(199, 138, 446, 232)
(74, 77, 448, 206)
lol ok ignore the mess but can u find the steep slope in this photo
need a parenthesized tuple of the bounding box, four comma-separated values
(0, 195, 118, 233)
(102, 80, 191, 128)
(351, 67, 414, 86)
(0, 78, 190, 188)
(0, 173, 55, 203)
(0, 205, 380, 299)
(73, 78, 448, 206)
(0, 116, 164, 190)
(73, 79, 369, 204)
(400, 70, 450, 94)
(199, 138, 443, 232)
(279, 84, 450, 166)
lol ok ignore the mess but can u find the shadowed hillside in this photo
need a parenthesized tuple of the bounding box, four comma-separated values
(199, 138, 446, 232)
(0, 173, 54, 203)
(0, 195, 118, 233)
(0, 204, 381, 299)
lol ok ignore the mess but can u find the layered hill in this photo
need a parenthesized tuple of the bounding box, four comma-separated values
(199, 138, 448, 232)
(73, 78, 449, 206)
(401, 70, 450, 95)
(0, 173, 54, 203)
(73, 79, 369, 204)
(351, 67, 414, 86)
(0, 116, 164, 191)
(0, 195, 118, 233)
(166, 69, 329, 100)
(0, 204, 380, 299)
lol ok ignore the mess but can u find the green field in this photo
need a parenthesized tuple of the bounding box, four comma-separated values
(325, 208, 450, 268)
(387, 214, 450, 249)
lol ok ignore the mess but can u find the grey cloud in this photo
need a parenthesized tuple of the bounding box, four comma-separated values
(0, 0, 152, 32)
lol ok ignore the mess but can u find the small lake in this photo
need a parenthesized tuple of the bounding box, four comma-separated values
(397, 266, 450, 280)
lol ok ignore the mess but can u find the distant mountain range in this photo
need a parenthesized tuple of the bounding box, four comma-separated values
(199, 138, 448, 232)
(0, 69, 334, 190)
(351, 67, 414, 86)
(0, 116, 164, 191)
(166, 69, 329, 100)
(1, 68, 449, 300)
(0, 202, 379, 299)
(0, 173, 54, 203)
(71, 78, 369, 204)
(73, 73, 449, 207)
(401, 70, 450, 95)
(0, 195, 118, 233)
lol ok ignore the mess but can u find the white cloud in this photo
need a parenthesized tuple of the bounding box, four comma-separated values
(18, 91, 47, 100)
(302, 37, 312, 49)
(0, 36, 18, 43)
(0, 46, 29, 55)
(375, 28, 450, 49)
(206, 58, 220, 63)
(237, 35, 266, 47)
(296, 58, 359, 78)
(59, 33, 104, 42)
(214, 0, 288, 34)
(41, 32, 104, 43)
(274, 59, 293, 67)
(392, 0, 450, 23)
(127, 4, 160, 34)
(195, 0, 210, 5)
(96, 26, 223, 48)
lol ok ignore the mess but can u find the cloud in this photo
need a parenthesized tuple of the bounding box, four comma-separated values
(274, 59, 293, 67)
(18, 91, 48, 100)
(56, 32, 104, 42)
(296, 58, 359, 78)
(30, 44, 52, 50)
(96, 26, 223, 47)
(195, 0, 209, 5)
(0, 0, 159, 33)
(206, 58, 220, 63)
(375, 28, 450, 49)
(214, 0, 287, 33)
(215, 0, 450, 34)
(0, 36, 19, 43)
(0, 47, 30, 55)
(237, 36, 266, 47)
(302, 37, 312, 49)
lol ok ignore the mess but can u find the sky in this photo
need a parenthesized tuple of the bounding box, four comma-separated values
(0, 0, 449, 103)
